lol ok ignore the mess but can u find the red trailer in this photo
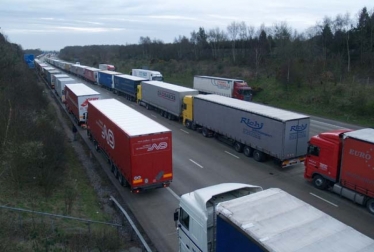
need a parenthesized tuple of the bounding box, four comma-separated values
(65, 84, 101, 126)
(86, 99, 173, 193)
(305, 128, 374, 214)
(83, 67, 99, 84)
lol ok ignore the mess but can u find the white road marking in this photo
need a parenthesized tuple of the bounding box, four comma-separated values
(180, 129, 189, 134)
(166, 187, 180, 200)
(310, 193, 338, 207)
(189, 159, 203, 168)
(225, 151, 240, 159)
(151, 114, 157, 118)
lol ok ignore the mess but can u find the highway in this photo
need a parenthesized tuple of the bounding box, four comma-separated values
(50, 69, 373, 252)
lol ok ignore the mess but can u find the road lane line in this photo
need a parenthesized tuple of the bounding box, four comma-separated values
(180, 129, 189, 134)
(310, 193, 338, 207)
(189, 159, 203, 168)
(167, 187, 180, 200)
(151, 114, 157, 118)
(225, 151, 240, 159)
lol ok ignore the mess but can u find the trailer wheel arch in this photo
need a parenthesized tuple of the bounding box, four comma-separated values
(366, 198, 374, 215)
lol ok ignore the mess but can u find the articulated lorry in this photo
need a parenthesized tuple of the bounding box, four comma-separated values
(86, 99, 173, 193)
(174, 183, 374, 252)
(113, 74, 147, 101)
(52, 74, 69, 90)
(138, 81, 199, 121)
(131, 69, 163, 81)
(99, 63, 115, 71)
(97, 70, 122, 90)
(305, 128, 374, 214)
(183, 94, 309, 167)
(65, 84, 101, 126)
(83, 67, 100, 84)
(193, 76, 252, 101)
(55, 77, 77, 101)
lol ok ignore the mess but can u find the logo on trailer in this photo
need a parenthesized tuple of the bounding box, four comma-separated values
(290, 124, 308, 132)
(101, 124, 115, 149)
(212, 80, 231, 90)
(158, 90, 175, 101)
(81, 97, 99, 107)
(349, 149, 371, 161)
(240, 117, 263, 130)
(147, 142, 168, 151)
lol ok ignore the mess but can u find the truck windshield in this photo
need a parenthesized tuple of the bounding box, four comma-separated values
(239, 89, 252, 96)
(152, 76, 163, 81)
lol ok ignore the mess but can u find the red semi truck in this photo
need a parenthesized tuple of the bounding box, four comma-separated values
(193, 76, 252, 101)
(304, 128, 374, 214)
(86, 99, 173, 193)
(65, 84, 101, 126)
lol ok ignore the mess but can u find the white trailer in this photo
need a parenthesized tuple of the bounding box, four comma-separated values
(175, 184, 374, 252)
(131, 69, 163, 81)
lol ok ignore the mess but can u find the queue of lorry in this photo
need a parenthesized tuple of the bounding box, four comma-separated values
(36, 57, 374, 218)
(34, 56, 374, 251)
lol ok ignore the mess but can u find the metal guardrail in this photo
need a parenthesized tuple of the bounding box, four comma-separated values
(110, 196, 152, 252)
(0, 205, 122, 227)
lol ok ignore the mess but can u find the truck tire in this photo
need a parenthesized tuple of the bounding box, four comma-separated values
(313, 175, 328, 190)
(243, 146, 253, 157)
(202, 128, 209, 138)
(94, 141, 100, 152)
(185, 120, 191, 129)
(366, 198, 374, 215)
(253, 150, 265, 162)
(168, 113, 173, 120)
(118, 174, 124, 186)
(145, 104, 150, 110)
(113, 167, 119, 178)
(234, 142, 243, 153)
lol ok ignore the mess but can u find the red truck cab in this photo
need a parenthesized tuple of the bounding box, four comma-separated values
(305, 128, 374, 214)
(304, 129, 351, 188)
(233, 81, 252, 101)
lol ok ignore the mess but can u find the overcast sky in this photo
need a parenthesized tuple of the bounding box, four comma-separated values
(0, 0, 372, 51)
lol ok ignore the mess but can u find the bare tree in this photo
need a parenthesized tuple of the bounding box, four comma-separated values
(207, 27, 227, 59)
(227, 21, 240, 63)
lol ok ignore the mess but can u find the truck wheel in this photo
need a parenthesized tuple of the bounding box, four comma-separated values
(253, 150, 265, 162)
(202, 128, 209, 137)
(113, 167, 119, 178)
(111, 164, 115, 173)
(168, 113, 173, 120)
(243, 146, 253, 157)
(234, 142, 243, 153)
(94, 141, 100, 152)
(191, 123, 197, 131)
(118, 174, 124, 186)
(146, 104, 150, 110)
(185, 120, 191, 129)
(366, 198, 374, 214)
(313, 175, 328, 190)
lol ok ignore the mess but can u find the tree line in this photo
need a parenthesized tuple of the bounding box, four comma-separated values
(60, 7, 374, 87)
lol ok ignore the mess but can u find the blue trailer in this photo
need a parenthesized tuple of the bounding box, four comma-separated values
(113, 74, 147, 101)
(97, 70, 121, 90)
